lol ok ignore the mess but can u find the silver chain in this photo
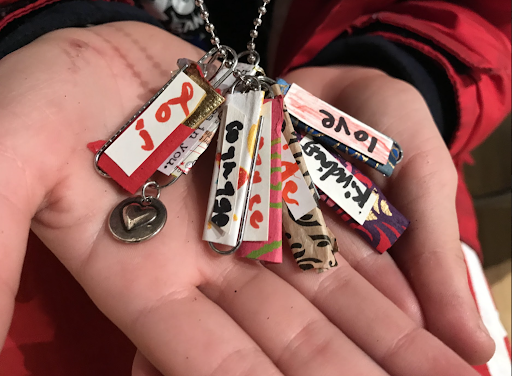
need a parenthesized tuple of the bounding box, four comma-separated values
(195, 0, 272, 64)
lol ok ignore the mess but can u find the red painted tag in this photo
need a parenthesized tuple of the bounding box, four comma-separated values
(89, 72, 206, 194)
(90, 125, 193, 194)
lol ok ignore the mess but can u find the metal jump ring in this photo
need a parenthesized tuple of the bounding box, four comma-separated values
(142, 181, 161, 201)
(395, 142, 404, 164)
(230, 75, 262, 94)
(199, 45, 239, 89)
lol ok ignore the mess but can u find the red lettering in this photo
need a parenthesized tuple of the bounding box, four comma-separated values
(283, 180, 299, 206)
(253, 171, 262, 184)
(281, 160, 300, 181)
(139, 130, 154, 151)
(249, 194, 261, 211)
(250, 210, 264, 229)
(135, 118, 145, 130)
(155, 82, 195, 123)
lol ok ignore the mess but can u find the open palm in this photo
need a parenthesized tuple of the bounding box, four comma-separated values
(0, 21, 483, 375)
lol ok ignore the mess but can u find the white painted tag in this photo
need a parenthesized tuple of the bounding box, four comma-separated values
(157, 108, 221, 175)
(243, 102, 272, 241)
(210, 105, 247, 234)
(105, 72, 206, 176)
(300, 136, 377, 224)
(284, 83, 394, 165)
(281, 133, 317, 220)
(203, 90, 264, 247)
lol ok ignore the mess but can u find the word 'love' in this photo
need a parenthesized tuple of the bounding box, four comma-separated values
(284, 83, 393, 165)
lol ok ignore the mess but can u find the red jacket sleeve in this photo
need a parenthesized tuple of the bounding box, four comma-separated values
(276, 0, 511, 253)
(278, 1, 511, 152)
(448, 0, 512, 39)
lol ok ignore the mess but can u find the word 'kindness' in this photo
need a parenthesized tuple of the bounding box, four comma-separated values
(300, 137, 377, 224)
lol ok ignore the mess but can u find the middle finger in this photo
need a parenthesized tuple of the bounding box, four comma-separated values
(200, 256, 389, 376)
(267, 250, 480, 376)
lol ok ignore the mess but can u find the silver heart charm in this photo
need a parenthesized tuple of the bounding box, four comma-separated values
(109, 196, 167, 243)
(122, 203, 157, 231)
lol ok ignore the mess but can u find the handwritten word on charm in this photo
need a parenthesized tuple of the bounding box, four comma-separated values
(210, 106, 246, 233)
(203, 90, 264, 247)
(284, 84, 393, 165)
(281, 133, 317, 220)
(300, 136, 377, 225)
(104, 72, 206, 176)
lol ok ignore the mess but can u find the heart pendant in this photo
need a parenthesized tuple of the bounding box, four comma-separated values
(122, 203, 157, 230)
(109, 196, 167, 243)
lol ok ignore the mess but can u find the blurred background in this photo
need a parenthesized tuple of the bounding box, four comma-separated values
(465, 114, 511, 339)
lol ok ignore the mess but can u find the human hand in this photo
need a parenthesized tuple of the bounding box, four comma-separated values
(284, 65, 495, 365)
(0, 22, 481, 375)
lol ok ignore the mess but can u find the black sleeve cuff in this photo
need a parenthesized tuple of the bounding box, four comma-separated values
(0, 0, 163, 60)
(305, 34, 457, 145)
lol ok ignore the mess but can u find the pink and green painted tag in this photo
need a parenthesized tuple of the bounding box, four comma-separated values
(237, 97, 283, 263)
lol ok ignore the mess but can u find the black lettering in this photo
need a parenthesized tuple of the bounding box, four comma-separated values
(226, 120, 243, 143)
(336, 173, 353, 188)
(351, 181, 373, 208)
(320, 109, 335, 128)
(335, 116, 351, 135)
(211, 213, 229, 227)
(211, 197, 232, 227)
(302, 141, 320, 157)
(216, 181, 235, 197)
(221, 162, 236, 180)
(368, 137, 378, 153)
(221, 146, 235, 160)
(319, 162, 342, 181)
(354, 130, 369, 142)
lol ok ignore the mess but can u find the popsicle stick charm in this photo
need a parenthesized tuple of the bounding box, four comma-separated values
(203, 77, 265, 254)
(237, 97, 284, 263)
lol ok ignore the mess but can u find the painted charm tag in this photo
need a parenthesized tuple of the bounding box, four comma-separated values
(242, 101, 272, 241)
(203, 90, 264, 247)
(104, 72, 206, 176)
(301, 136, 377, 225)
(280, 133, 317, 220)
(284, 83, 394, 165)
